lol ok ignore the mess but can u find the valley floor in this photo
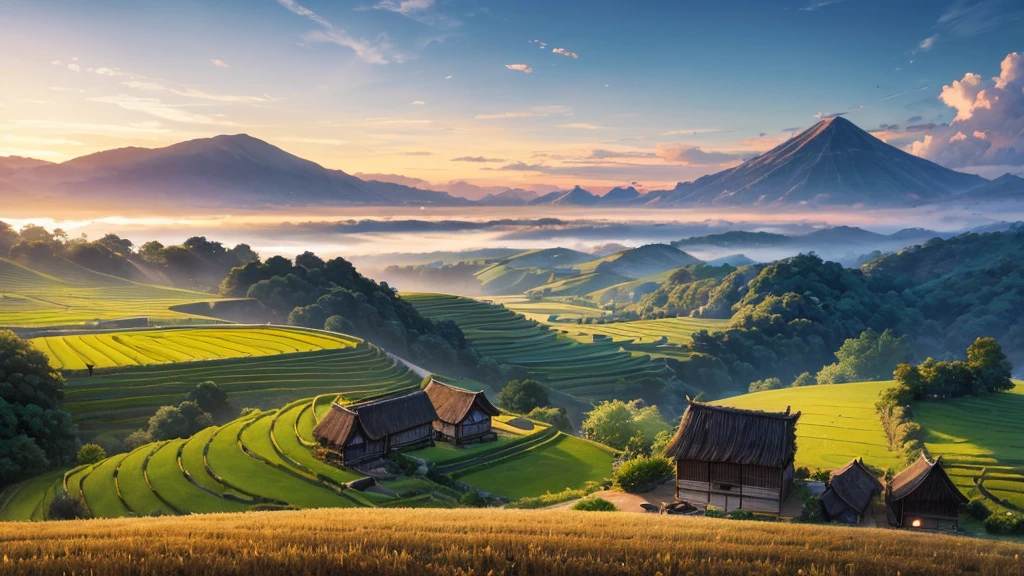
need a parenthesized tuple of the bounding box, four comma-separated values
(1, 508, 1021, 575)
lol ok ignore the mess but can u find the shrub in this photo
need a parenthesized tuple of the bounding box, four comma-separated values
(791, 372, 815, 387)
(239, 407, 259, 418)
(705, 506, 727, 519)
(809, 469, 830, 482)
(571, 496, 616, 512)
(966, 497, 992, 521)
(459, 490, 487, 508)
(77, 443, 106, 465)
(729, 510, 754, 520)
(123, 429, 152, 450)
(48, 490, 89, 520)
(187, 381, 229, 416)
(794, 467, 811, 480)
(984, 512, 1023, 534)
(526, 406, 573, 432)
(498, 379, 549, 413)
(614, 457, 673, 493)
(749, 377, 782, 393)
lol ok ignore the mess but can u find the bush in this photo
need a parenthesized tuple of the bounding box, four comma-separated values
(984, 512, 1023, 534)
(526, 406, 573, 432)
(794, 466, 811, 480)
(748, 378, 782, 393)
(791, 372, 815, 387)
(239, 407, 259, 418)
(729, 510, 754, 520)
(809, 468, 830, 482)
(123, 429, 152, 450)
(498, 379, 549, 413)
(614, 457, 673, 493)
(966, 497, 992, 521)
(571, 496, 616, 512)
(459, 490, 487, 508)
(187, 381, 229, 416)
(48, 490, 89, 520)
(76, 444, 106, 465)
(705, 506, 726, 519)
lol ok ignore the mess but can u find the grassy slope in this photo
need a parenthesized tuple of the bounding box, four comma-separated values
(714, 381, 902, 472)
(1, 509, 1021, 575)
(914, 383, 1024, 509)
(0, 257, 221, 327)
(30, 325, 359, 370)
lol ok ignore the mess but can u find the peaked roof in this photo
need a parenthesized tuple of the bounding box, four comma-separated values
(424, 379, 500, 424)
(823, 459, 883, 517)
(313, 390, 438, 445)
(888, 452, 968, 503)
(662, 401, 800, 468)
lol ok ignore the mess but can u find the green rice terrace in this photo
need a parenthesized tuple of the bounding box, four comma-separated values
(63, 341, 420, 445)
(718, 380, 1024, 526)
(1, 395, 616, 520)
(29, 325, 360, 370)
(0, 257, 227, 327)
(404, 293, 678, 399)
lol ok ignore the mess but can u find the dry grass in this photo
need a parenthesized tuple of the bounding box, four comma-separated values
(1, 508, 1022, 575)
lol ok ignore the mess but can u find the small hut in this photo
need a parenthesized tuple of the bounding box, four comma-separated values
(424, 379, 500, 444)
(886, 452, 967, 531)
(313, 391, 438, 466)
(663, 400, 800, 514)
(820, 458, 883, 524)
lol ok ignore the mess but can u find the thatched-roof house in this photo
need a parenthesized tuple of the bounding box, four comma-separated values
(313, 391, 438, 466)
(820, 458, 883, 524)
(663, 401, 800, 514)
(424, 379, 500, 445)
(885, 452, 967, 531)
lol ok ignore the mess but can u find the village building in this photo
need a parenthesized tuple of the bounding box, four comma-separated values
(820, 458, 883, 524)
(885, 452, 967, 531)
(312, 391, 438, 466)
(423, 379, 500, 445)
(663, 401, 801, 514)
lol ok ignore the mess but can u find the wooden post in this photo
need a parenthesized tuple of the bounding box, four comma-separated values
(739, 464, 743, 511)
(778, 467, 783, 515)
(675, 460, 679, 501)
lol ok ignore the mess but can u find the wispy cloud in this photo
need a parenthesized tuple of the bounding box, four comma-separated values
(475, 105, 570, 120)
(210, 58, 229, 68)
(660, 128, 722, 136)
(94, 67, 126, 76)
(505, 64, 533, 73)
(552, 48, 578, 59)
(655, 143, 743, 165)
(67, 63, 81, 72)
(277, 136, 349, 146)
(919, 34, 938, 51)
(88, 94, 232, 125)
(18, 119, 171, 137)
(410, 100, 425, 105)
(451, 156, 505, 162)
(813, 111, 846, 119)
(278, 0, 396, 64)
(556, 123, 601, 130)
(529, 39, 547, 49)
(916, 0, 1022, 53)
(374, 0, 434, 15)
(121, 81, 270, 103)
(799, 0, 844, 11)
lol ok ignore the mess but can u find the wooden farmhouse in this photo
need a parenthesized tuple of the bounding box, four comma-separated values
(313, 391, 438, 466)
(886, 452, 967, 531)
(663, 401, 801, 514)
(423, 379, 500, 445)
(820, 458, 883, 524)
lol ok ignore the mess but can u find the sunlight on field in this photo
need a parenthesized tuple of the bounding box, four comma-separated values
(0, 258, 221, 327)
(715, 381, 902, 472)
(30, 326, 359, 370)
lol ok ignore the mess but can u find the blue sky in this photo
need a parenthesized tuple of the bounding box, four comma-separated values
(1, 0, 1022, 193)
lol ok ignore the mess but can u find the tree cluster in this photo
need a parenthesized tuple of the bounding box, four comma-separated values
(0, 331, 78, 489)
(123, 381, 231, 449)
(891, 337, 1013, 401)
(581, 399, 670, 453)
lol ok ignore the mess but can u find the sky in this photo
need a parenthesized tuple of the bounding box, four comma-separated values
(1, 0, 1022, 195)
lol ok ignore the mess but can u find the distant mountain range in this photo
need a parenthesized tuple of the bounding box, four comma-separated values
(1, 117, 1020, 209)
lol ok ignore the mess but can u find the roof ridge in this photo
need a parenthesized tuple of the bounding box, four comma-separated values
(686, 399, 801, 420)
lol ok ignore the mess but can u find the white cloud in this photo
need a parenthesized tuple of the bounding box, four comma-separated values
(67, 63, 81, 72)
(95, 67, 125, 76)
(799, 0, 844, 11)
(919, 34, 938, 51)
(529, 40, 547, 49)
(277, 136, 349, 146)
(210, 58, 230, 69)
(50, 60, 62, 67)
(88, 94, 230, 125)
(505, 64, 532, 73)
(278, 0, 395, 64)
(475, 105, 570, 120)
(1, 134, 83, 146)
(908, 52, 1024, 168)
(660, 128, 722, 136)
(410, 100, 425, 105)
(445, 75, 453, 80)
(552, 48, 578, 59)
(556, 123, 601, 130)
(18, 119, 171, 136)
(655, 143, 743, 165)
(374, 0, 434, 14)
(120, 80, 270, 102)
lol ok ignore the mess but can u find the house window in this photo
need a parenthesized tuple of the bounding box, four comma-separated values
(349, 434, 364, 445)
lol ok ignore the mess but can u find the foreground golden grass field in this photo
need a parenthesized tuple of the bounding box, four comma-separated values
(1, 508, 1022, 575)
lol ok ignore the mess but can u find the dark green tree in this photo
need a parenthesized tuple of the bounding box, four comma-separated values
(497, 379, 549, 413)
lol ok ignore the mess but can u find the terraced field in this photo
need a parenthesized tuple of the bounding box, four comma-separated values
(0, 257, 223, 327)
(715, 381, 902, 473)
(30, 325, 359, 371)
(405, 293, 678, 400)
(64, 343, 420, 444)
(914, 383, 1024, 514)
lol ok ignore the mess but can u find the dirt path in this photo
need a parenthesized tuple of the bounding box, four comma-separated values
(551, 483, 678, 513)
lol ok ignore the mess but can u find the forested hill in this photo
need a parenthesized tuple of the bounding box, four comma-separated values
(627, 228, 1024, 396)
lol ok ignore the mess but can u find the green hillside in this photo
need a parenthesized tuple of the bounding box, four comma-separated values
(404, 293, 681, 400)
(575, 244, 700, 278)
(30, 325, 359, 370)
(525, 272, 632, 297)
(0, 257, 225, 327)
(64, 343, 419, 445)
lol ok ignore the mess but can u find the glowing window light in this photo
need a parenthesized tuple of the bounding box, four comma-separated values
(911, 519, 922, 528)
